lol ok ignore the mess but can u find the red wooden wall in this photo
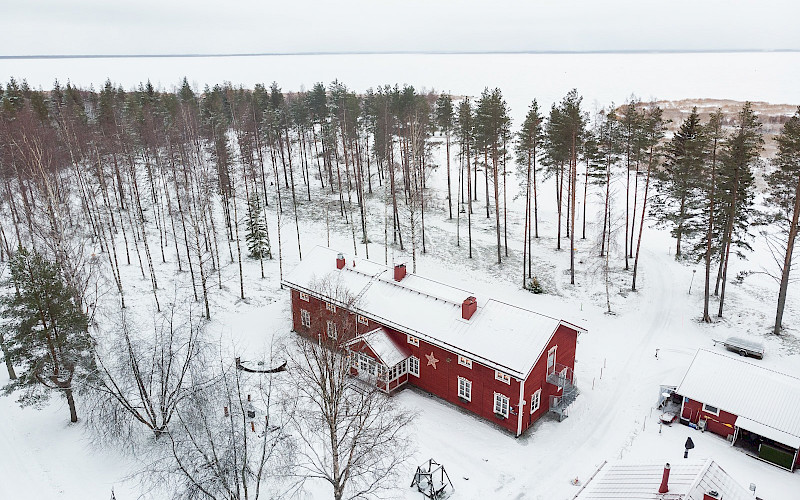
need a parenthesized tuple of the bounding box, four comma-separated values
(521, 324, 578, 432)
(681, 398, 737, 439)
(289, 287, 580, 436)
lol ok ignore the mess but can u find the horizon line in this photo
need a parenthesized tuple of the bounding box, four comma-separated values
(2, 49, 799, 60)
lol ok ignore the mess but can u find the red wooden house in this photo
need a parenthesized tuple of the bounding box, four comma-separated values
(282, 246, 586, 437)
(675, 349, 800, 471)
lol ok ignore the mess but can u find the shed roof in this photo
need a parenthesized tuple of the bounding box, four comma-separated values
(676, 349, 800, 449)
(573, 459, 751, 500)
(283, 246, 585, 379)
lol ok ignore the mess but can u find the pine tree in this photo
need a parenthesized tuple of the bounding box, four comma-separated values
(516, 100, 543, 285)
(1, 248, 93, 423)
(631, 105, 666, 291)
(767, 107, 800, 333)
(456, 98, 474, 258)
(435, 94, 455, 220)
(716, 103, 762, 317)
(701, 110, 724, 322)
(245, 194, 270, 260)
(593, 107, 622, 258)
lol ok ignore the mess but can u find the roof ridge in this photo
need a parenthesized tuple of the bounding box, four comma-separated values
(486, 298, 563, 322)
(684, 458, 713, 497)
(697, 348, 800, 381)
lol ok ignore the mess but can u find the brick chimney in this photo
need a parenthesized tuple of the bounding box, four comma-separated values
(336, 253, 345, 270)
(462, 296, 477, 320)
(703, 492, 720, 500)
(658, 463, 670, 494)
(394, 263, 407, 282)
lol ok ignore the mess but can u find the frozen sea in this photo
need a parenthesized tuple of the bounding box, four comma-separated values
(1, 51, 798, 123)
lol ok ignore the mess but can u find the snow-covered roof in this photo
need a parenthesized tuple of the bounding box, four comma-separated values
(346, 327, 411, 367)
(573, 459, 751, 500)
(283, 246, 585, 379)
(676, 349, 800, 449)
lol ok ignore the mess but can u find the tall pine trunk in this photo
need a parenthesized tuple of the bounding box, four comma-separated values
(774, 174, 800, 333)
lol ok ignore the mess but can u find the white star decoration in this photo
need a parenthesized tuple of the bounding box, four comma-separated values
(425, 352, 439, 369)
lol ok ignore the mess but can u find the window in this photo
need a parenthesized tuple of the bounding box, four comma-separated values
(458, 355, 472, 368)
(299, 292, 310, 302)
(495, 371, 510, 384)
(325, 302, 336, 313)
(358, 315, 368, 326)
(407, 335, 420, 347)
(388, 361, 407, 381)
(494, 393, 510, 418)
(326, 320, 337, 339)
(300, 309, 311, 328)
(458, 377, 472, 401)
(409, 356, 420, 377)
(702, 403, 720, 416)
(530, 388, 541, 414)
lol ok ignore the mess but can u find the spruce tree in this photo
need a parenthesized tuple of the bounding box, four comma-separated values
(654, 108, 708, 259)
(245, 195, 270, 260)
(1, 249, 93, 423)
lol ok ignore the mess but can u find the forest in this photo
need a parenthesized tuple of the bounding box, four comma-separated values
(1, 76, 799, 499)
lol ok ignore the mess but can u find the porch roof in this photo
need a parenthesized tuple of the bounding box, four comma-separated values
(346, 327, 411, 367)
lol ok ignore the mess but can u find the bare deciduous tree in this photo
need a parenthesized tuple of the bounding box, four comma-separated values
(88, 302, 207, 441)
(287, 281, 415, 500)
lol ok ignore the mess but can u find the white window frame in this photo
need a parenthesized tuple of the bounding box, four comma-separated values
(299, 292, 310, 302)
(702, 403, 720, 416)
(325, 302, 337, 313)
(495, 370, 510, 384)
(408, 356, 420, 377)
(494, 393, 510, 418)
(458, 377, 472, 401)
(326, 320, 337, 339)
(407, 335, 420, 347)
(458, 355, 472, 368)
(300, 309, 311, 328)
(389, 362, 404, 381)
(530, 388, 541, 414)
(357, 315, 368, 326)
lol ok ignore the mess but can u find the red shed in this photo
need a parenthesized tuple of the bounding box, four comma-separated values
(676, 349, 800, 471)
(282, 246, 586, 437)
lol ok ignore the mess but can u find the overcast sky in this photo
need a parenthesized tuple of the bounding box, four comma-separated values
(2, 0, 799, 56)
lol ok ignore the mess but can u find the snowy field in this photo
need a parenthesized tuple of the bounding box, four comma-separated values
(1, 52, 800, 499)
(2, 51, 800, 124)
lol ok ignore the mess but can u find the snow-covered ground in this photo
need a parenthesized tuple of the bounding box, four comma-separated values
(2, 52, 800, 499)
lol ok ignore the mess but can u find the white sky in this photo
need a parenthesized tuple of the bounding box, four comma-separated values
(2, 0, 799, 56)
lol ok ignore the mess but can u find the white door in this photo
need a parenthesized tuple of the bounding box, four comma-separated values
(547, 346, 557, 374)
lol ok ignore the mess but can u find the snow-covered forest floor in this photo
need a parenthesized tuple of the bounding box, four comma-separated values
(2, 125, 799, 499)
(2, 52, 800, 499)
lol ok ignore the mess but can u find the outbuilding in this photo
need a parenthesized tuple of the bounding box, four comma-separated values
(675, 349, 800, 471)
(572, 460, 752, 500)
(282, 246, 586, 436)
